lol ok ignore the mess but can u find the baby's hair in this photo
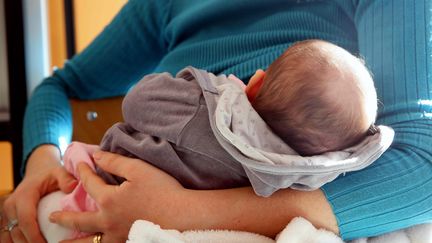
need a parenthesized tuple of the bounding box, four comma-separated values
(252, 40, 377, 155)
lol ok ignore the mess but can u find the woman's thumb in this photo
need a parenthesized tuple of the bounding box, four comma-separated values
(55, 169, 78, 193)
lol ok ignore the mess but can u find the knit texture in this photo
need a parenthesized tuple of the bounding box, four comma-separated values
(23, 0, 432, 240)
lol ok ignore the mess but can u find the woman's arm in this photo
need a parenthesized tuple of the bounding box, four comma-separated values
(320, 0, 432, 239)
(2, 1, 171, 243)
(22, 0, 169, 171)
(178, 186, 338, 236)
(49, 151, 338, 243)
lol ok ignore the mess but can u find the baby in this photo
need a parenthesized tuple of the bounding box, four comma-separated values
(38, 40, 392, 242)
(237, 39, 377, 155)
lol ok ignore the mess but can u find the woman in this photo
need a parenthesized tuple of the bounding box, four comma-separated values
(2, 0, 431, 242)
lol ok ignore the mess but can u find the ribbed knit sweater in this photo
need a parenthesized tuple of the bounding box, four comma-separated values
(23, 0, 432, 240)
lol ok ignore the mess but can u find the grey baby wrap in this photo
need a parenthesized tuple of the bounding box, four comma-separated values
(100, 67, 394, 197)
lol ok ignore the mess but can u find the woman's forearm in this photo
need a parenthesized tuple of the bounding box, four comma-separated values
(25, 144, 62, 176)
(182, 187, 339, 237)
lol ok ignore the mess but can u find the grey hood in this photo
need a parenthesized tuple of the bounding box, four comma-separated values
(179, 67, 394, 197)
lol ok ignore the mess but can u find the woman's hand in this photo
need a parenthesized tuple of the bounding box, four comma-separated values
(0, 145, 77, 243)
(49, 150, 190, 243)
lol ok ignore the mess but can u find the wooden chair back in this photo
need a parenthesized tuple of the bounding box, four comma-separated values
(70, 96, 124, 144)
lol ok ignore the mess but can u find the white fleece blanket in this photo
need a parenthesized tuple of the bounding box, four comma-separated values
(127, 217, 432, 243)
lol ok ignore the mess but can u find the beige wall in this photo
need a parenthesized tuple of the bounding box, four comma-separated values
(74, 0, 127, 52)
(48, 0, 67, 69)
(0, 142, 13, 195)
(48, 0, 126, 68)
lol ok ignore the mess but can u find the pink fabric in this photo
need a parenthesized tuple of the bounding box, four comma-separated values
(60, 142, 99, 238)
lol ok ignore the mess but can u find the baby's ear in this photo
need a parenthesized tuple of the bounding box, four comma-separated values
(246, 70, 266, 102)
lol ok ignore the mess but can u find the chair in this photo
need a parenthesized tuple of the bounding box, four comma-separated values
(70, 96, 123, 144)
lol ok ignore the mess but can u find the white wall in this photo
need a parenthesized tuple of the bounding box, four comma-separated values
(0, 0, 10, 121)
(23, 0, 50, 98)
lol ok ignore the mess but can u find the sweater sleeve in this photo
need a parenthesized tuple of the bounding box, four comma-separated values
(322, 0, 432, 240)
(22, 0, 170, 173)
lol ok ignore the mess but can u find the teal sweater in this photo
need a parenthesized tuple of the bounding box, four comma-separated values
(24, 0, 432, 240)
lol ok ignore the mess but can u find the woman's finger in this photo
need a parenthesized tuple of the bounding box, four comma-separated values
(15, 197, 45, 243)
(53, 168, 78, 193)
(92, 151, 144, 179)
(77, 163, 115, 203)
(59, 235, 94, 243)
(2, 202, 29, 243)
(42, 167, 76, 195)
(60, 233, 117, 243)
(49, 211, 100, 233)
(2, 199, 17, 243)
(9, 225, 28, 243)
(0, 211, 13, 243)
(0, 231, 12, 243)
(60, 235, 112, 243)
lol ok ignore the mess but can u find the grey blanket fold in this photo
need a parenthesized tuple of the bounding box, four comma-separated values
(99, 67, 394, 197)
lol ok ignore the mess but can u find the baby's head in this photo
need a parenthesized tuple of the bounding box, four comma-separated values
(247, 40, 377, 156)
